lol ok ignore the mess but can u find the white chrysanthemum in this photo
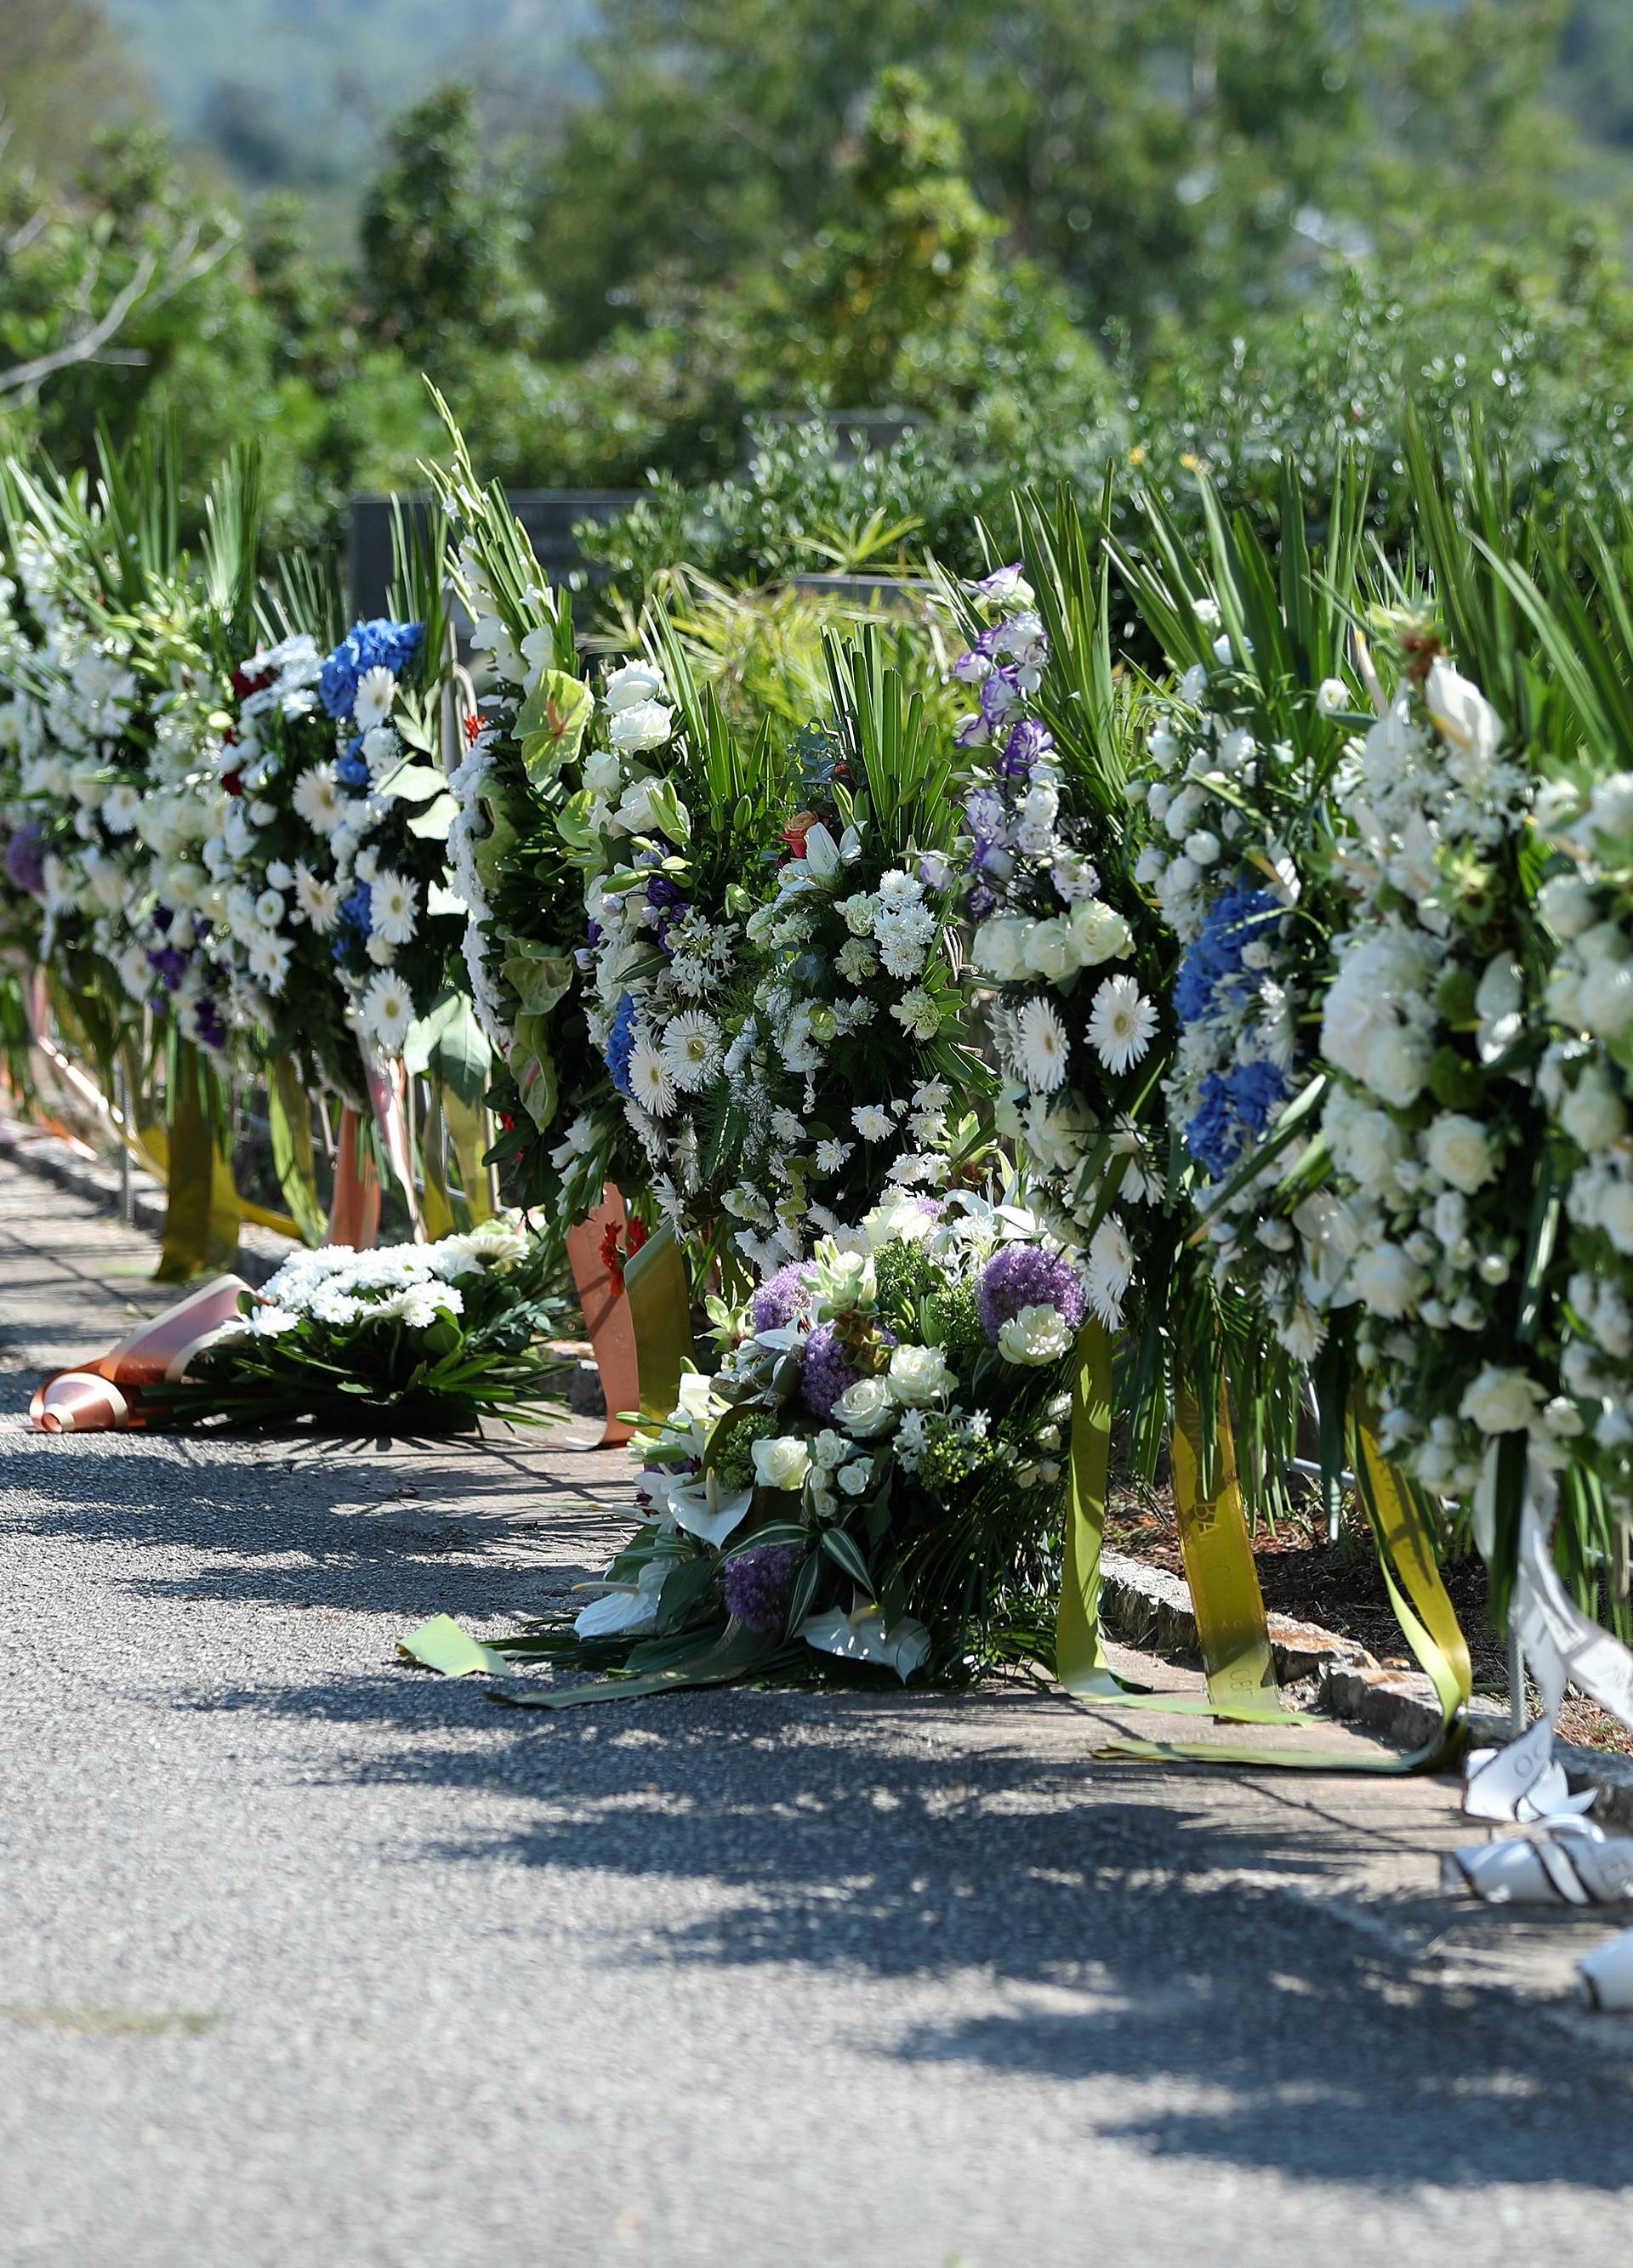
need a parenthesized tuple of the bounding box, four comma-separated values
(293, 764, 347, 836)
(351, 666, 397, 733)
(1015, 997, 1069, 1093)
(659, 1009, 721, 1092)
(360, 969, 414, 1054)
(1086, 975, 1157, 1075)
(853, 1104, 895, 1141)
(370, 869, 418, 946)
(629, 1036, 677, 1116)
(101, 783, 142, 833)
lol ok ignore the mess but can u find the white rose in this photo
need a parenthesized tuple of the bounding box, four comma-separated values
(1348, 1242, 1425, 1320)
(1022, 917, 1078, 983)
(972, 916, 1031, 983)
(1561, 1072, 1626, 1153)
(1539, 873, 1597, 940)
(997, 1304, 1074, 1366)
(887, 1344, 955, 1406)
(1578, 958, 1633, 1041)
(1363, 1028, 1432, 1111)
(751, 1435, 812, 1492)
(1184, 829, 1220, 867)
(1600, 1184, 1633, 1257)
(1315, 678, 1348, 718)
(1068, 898, 1132, 967)
(1340, 1106, 1408, 1192)
(603, 658, 666, 713)
(583, 747, 623, 799)
(1423, 1112, 1494, 1196)
(834, 1377, 897, 1438)
(1459, 1366, 1544, 1436)
(607, 698, 674, 754)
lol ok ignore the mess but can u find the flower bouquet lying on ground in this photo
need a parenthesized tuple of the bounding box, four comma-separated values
(150, 1220, 567, 1433)
(505, 1192, 1083, 1698)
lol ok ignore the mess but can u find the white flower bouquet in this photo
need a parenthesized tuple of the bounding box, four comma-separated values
(151, 1219, 566, 1433)
(506, 1193, 1084, 1694)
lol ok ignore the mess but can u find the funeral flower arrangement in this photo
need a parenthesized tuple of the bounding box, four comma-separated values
(530, 1192, 1083, 1691)
(1314, 628, 1555, 1501)
(713, 638, 990, 1276)
(154, 1219, 565, 1432)
(954, 553, 1161, 1333)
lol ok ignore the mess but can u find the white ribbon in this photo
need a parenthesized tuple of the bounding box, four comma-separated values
(1456, 1451, 1633, 2009)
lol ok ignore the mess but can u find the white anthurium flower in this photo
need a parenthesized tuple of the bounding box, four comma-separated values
(648, 1467, 754, 1549)
(573, 1555, 670, 1640)
(800, 1600, 931, 1682)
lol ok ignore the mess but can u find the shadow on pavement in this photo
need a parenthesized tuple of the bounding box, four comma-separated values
(169, 1667, 1633, 2193)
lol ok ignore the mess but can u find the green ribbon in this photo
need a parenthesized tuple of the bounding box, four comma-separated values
(267, 1058, 326, 1248)
(443, 1089, 495, 1225)
(156, 1045, 239, 1284)
(623, 1218, 691, 1426)
(1055, 1319, 1143, 1702)
(397, 1614, 513, 1679)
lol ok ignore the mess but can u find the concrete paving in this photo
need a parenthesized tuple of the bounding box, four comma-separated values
(1, 1153, 1630, 2268)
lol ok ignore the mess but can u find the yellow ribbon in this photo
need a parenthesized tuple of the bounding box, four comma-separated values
(1055, 1319, 1133, 1702)
(623, 1218, 690, 1425)
(1170, 1383, 1303, 1724)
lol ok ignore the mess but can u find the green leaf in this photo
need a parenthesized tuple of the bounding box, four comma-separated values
(517, 670, 593, 784)
(821, 1526, 873, 1595)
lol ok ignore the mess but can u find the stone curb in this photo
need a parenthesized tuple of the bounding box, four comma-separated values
(0, 1123, 294, 1288)
(1099, 1548, 1633, 1830)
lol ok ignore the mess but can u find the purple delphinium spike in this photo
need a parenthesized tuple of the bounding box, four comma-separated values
(722, 1543, 805, 1635)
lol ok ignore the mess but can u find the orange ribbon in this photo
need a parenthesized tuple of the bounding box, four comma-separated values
(564, 1183, 640, 1449)
(30, 1274, 251, 1433)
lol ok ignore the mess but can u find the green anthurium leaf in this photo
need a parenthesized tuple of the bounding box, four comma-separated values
(427, 990, 492, 1107)
(472, 798, 525, 895)
(511, 1011, 560, 1132)
(407, 792, 458, 840)
(518, 670, 593, 785)
(502, 947, 574, 1016)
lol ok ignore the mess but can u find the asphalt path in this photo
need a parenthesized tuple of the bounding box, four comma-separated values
(2, 1154, 1630, 2266)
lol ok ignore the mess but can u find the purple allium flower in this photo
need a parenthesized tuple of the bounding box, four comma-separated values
(801, 1322, 859, 1419)
(723, 1543, 805, 1635)
(3, 821, 46, 898)
(976, 1245, 1086, 1344)
(751, 1261, 813, 1333)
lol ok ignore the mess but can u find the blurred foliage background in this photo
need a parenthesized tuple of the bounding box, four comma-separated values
(4, 0, 1633, 588)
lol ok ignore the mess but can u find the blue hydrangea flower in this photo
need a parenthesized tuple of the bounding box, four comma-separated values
(1184, 1060, 1289, 1179)
(605, 992, 638, 1098)
(1174, 884, 1283, 1026)
(319, 618, 424, 720)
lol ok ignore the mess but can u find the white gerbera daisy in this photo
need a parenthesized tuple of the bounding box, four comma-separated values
(361, 969, 414, 1054)
(659, 1009, 721, 1092)
(1086, 974, 1157, 1075)
(294, 862, 340, 933)
(629, 1035, 677, 1116)
(351, 666, 397, 733)
(247, 929, 293, 994)
(1085, 1214, 1135, 1326)
(292, 764, 347, 837)
(370, 869, 418, 946)
(1016, 997, 1070, 1092)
